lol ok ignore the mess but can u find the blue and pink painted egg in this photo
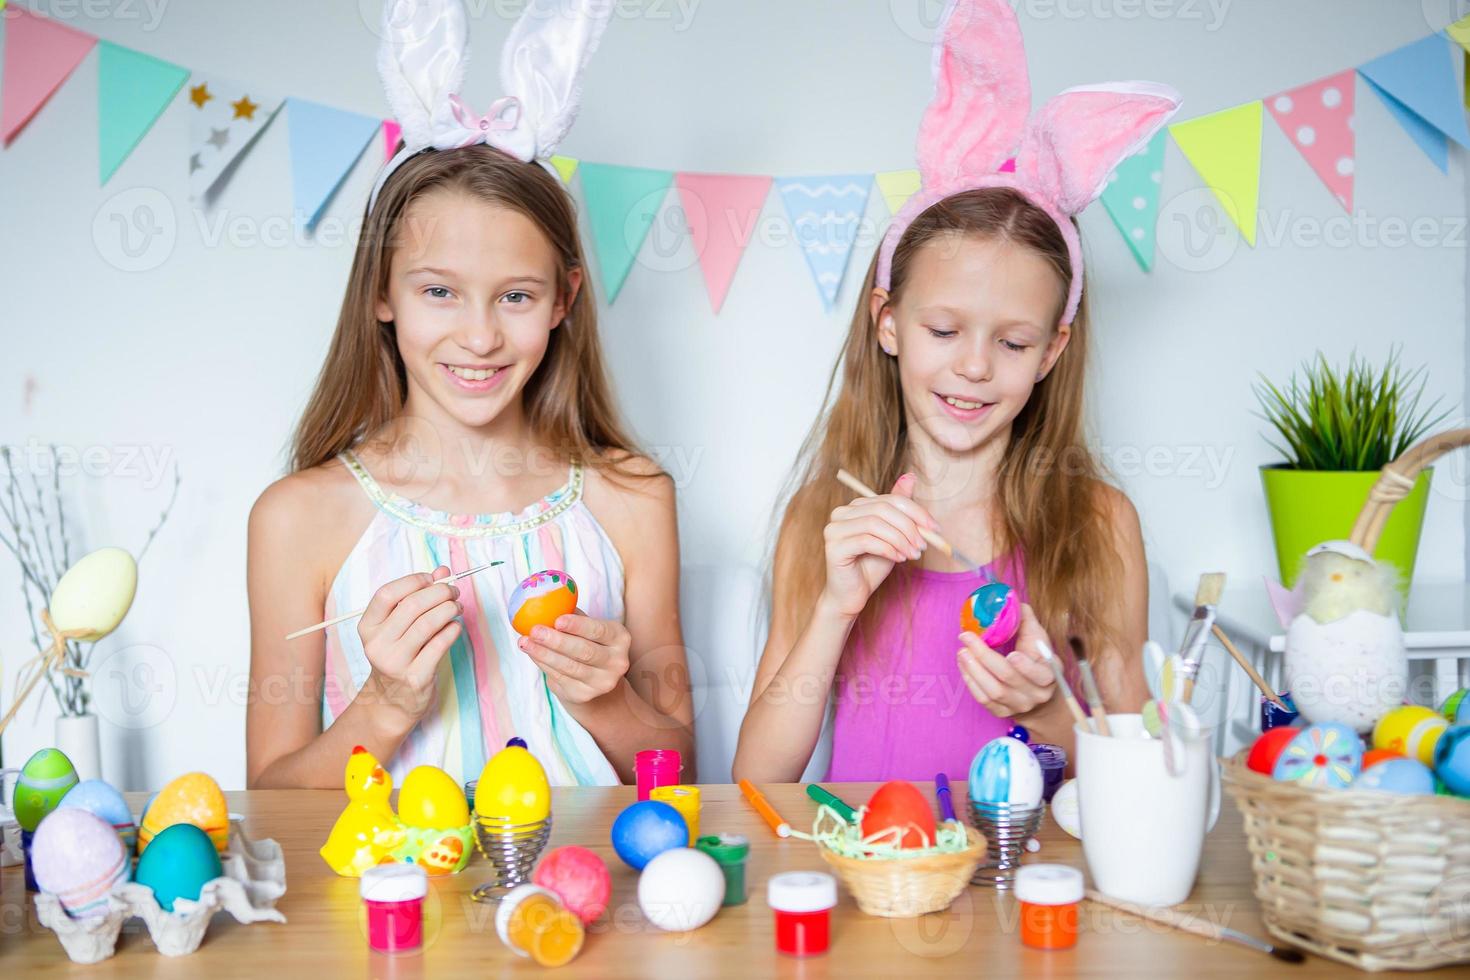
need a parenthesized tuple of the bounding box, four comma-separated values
(31, 808, 130, 920)
(1271, 722, 1363, 789)
(508, 570, 578, 636)
(960, 582, 1020, 647)
(968, 735, 1043, 807)
(57, 779, 138, 852)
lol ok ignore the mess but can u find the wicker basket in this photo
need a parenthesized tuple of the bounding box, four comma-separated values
(1222, 427, 1470, 971)
(817, 825, 986, 918)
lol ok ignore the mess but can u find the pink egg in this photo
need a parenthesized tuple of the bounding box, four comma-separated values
(533, 845, 611, 924)
(32, 808, 130, 920)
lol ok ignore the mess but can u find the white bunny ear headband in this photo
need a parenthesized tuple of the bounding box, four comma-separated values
(368, 0, 612, 212)
(876, 0, 1182, 325)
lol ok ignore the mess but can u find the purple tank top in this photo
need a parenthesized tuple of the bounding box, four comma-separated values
(826, 555, 1027, 784)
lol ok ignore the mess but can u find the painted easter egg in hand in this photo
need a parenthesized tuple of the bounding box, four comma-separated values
(610, 800, 687, 870)
(137, 772, 229, 854)
(1373, 705, 1448, 767)
(58, 779, 138, 852)
(1246, 726, 1301, 775)
(49, 547, 138, 642)
(134, 823, 223, 912)
(969, 735, 1044, 808)
(1433, 724, 1470, 797)
(961, 582, 1020, 647)
(534, 845, 611, 924)
(1439, 688, 1470, 725)
(1353, 757, 1436, 796)
(475, 743, 551, 825)
(637, 847, 724, 932)
(398, 765, 470, 830)
(509, 570, 578, 636)
(31, 808, 130, 920)
(861, 780, 937, 849)
(1272, 722, 1363, 789)
(14, 747, 80, 832)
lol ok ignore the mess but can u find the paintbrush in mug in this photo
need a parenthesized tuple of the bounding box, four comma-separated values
(1070, 636, 1111, 737)
(1036, 639, 1092, 731)
(285, 562, 502, 640)
(834, 469, 983, 571)
(1086, 890, 1305, 963)
(1178, 572, 1225, 703)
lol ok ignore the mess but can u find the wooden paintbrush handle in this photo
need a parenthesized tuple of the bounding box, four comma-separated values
(834, 469, 956, 559)
(1211, 625, 1286, 710)
(1086, 890, 1222, 942)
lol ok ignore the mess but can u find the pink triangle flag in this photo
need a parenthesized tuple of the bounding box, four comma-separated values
(675, 173, 772, 313)
(2, 9, 97, 145)
(382, 119, 401, 163)
(1266, 69, 1357, 212)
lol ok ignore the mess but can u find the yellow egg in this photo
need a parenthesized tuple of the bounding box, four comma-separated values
(138, 772, 229, 854)
(398, 765, 469, 830)
(474, 745, 550, 825)
(1373, 705, 1448, 767)
(49, 547, 137, 642)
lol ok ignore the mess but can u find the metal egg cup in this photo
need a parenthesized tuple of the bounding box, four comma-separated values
(967, 798, 1043, 889)
(471, 812, 553, 905)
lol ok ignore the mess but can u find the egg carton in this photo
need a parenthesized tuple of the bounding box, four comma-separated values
(34, 817, 287, 963)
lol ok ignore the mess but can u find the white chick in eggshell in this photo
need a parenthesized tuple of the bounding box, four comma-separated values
(1298, 540, 1398, 625)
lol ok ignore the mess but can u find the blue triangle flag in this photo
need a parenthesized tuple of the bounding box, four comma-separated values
(1100, 131, 1167, 272)
(1359, 34, 1469, 171)
(286, 98, 382, 229)
(775, 175, 872, 310)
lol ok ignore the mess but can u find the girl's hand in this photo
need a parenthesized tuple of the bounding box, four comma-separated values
(819, 473, 937, 619)
(956, 603, 1056, 717)
(357, 566, 463, 724)
(519, 610, 632, 705)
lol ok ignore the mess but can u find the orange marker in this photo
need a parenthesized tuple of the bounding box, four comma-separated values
(738, 779, 791, 838)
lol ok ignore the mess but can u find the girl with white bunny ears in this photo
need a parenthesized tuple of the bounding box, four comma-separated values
(735, 0, 1178, 783)
(246, 0, 693, 790)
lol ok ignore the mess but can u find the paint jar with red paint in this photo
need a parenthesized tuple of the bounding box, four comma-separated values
(1015, 864, 1083, 950)
(767, 871, 837, 957)
(634, 749, 682, 801)
(361, 864, 428, 954)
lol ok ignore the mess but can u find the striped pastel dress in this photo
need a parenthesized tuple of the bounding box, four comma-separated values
(320, 451, 622, 787)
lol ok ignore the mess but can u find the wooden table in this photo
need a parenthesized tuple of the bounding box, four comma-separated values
(2, 783, 1464, 977)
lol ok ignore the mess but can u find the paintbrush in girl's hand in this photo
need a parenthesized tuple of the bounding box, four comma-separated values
(834, 468, 982, 570)
(285, 562, 502, 640)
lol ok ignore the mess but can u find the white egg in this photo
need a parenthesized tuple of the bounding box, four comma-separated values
(49, 547, 137, 642)
(1284, 609, 1406, 733)
(637, 848, 723, 932)
(1049, 779, 1081, 839)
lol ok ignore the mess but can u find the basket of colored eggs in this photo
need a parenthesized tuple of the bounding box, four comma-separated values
(810, 780, 985, 918)
(1222, 699, 1470, 972)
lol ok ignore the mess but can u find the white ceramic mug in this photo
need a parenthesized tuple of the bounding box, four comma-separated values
(1075, 714, 1220, 906)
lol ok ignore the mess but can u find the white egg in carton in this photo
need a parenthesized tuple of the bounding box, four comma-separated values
(34, 817, 287, 963)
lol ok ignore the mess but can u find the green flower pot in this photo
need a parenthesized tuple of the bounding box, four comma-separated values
(1260, 465, 1431, 601)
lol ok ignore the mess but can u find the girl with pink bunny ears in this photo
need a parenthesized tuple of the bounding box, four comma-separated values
(735, 0, 1180, 783)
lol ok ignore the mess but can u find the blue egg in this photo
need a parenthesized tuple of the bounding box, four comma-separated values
(134, 823, 222, 912)
(1352, 757, 1435, 796)
(1433, 724, 1470, 797)
(968, 736, 1043, 807)
(1272, 722, 1363, 789)
(609, 800, 687, 871)
(58, 779, 138, 852)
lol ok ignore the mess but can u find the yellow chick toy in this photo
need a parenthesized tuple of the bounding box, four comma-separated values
(1298, 541, 1398, 624)
(319, 746, 407, 876)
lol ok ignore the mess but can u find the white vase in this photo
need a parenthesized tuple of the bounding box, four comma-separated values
(55, 713, 102, 782)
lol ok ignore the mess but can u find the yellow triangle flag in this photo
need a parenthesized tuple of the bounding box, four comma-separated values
(875, 170, 921, 214)
(550, 155, 579, 185)
(1169, 102, 1262, 247)
(1447, 14, 1470, 50)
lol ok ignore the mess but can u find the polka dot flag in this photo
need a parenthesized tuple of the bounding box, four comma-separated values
(1266, 69, 1357, 212)
(1099, 131, 1166, 272)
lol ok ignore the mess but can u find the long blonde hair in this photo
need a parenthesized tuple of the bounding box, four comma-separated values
(774, 187, 1120, 660)
(290, 145, 645, 478)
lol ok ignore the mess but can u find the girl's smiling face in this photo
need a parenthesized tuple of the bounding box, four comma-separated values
(375, 187, 580, 431)
(873, 234, 1071, 456)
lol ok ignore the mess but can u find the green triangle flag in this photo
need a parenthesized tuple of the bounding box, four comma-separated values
(1169, 102, 1262, 247)
(98, 41, 188, 184)
(579, 163, 673, 302)
(875, 169, 921, 214)
(550, 154, 579, 185)
(1100, 131, 1166, 271)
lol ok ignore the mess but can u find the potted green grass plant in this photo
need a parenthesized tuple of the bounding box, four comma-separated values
(1255, 349, 1447, 594)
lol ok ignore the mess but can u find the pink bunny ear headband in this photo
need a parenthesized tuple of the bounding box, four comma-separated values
(368, 0, 612, 212)
(876, 0, 1182, 325)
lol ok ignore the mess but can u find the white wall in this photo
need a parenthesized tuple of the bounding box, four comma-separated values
(1, 1, 1464, 788)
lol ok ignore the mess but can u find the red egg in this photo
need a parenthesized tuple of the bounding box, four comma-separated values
(1246, 726, 1299, 775)
(533, 845, 610, 924)
(860, 780, 937, 849)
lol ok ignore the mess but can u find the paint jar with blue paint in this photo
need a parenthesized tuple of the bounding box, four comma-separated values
(1260, 691, 1298, 731)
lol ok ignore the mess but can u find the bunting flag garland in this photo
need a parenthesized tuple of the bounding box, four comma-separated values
(580, 163, 674, 302)
(1, 8, 96, 145)
(97, 42, 188, 184)
(188, 74, 283, 199)
(1099, 131, 1166, 271)
(875, 170, 921, 215)
(776, 175, 872, 309)
(285, 98, 383, 229)
(1265, 69, 1356, 212)
(676, 173, 773, 313)
(382, 119, 402, 164)
(1359, 35, 1470, 174)
(1170, 101, 1263, 247)
(550, 155, 580, 185)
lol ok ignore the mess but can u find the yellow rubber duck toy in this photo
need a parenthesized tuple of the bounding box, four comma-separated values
(319, 746, 408, 876)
